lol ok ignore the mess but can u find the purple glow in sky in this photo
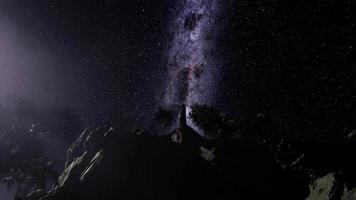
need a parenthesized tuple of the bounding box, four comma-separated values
(0, 18, 58, 106)
(164, 0, 221, 109)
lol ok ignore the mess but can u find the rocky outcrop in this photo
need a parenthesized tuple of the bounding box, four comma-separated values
(35, 119, 315, 200)
(306, 173, 342, 200)
(34, 105, 355, 200)
(23, 190, 47, 200)
(306, 173, 356, 200)
(40, 126, 218, 200)
(342, 187, 356, 200)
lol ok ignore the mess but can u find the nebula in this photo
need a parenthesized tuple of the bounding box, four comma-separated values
(164, 0, 221, 110)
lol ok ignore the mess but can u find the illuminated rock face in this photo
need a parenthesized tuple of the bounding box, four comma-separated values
(306, 173, 356, 200)
(43, 127, 214, 200)
(306, 173, 339, 200)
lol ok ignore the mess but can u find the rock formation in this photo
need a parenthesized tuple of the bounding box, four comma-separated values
(39, 124, 217, 200)
(13, 108, 354, 200)
(306, 173, 356, 200)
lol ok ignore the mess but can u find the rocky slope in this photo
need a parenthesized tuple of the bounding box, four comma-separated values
(33, 123, 313, 200)
(19, 108, 354, 200)
(39, 126, 219, 200)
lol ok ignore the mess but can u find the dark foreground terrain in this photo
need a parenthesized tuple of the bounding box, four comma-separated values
(16, 121, 355, 200)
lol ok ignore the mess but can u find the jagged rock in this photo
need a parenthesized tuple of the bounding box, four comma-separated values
(24, 189, 47, 200)
(37, 108, 312, 200)
(41, 126, 218, 200)
(306, 173, 356, 200)
(347, 129, 356, 140)
(342, 187, 356, 200)
(65, 128, 91, 168)
(57, 150, 88, 188)
(56, 127, 113, 189)
(306, 173, 343, 200)
(200, 146, 215, 162)
(79, 149, 104, 182)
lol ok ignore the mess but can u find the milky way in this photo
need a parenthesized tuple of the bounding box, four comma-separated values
(163, 0, 221, 110)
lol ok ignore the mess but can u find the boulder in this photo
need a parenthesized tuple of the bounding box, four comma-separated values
(305, 173, 356, 200)
(306, 173, 342, 200)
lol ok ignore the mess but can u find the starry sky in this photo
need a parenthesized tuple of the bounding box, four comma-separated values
(0, 1, 354, 200)
(0, 0, 354, 137)
(0, 0, 173, 126)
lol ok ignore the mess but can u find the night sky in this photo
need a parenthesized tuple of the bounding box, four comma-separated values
(0, 0, 354, 135)
(0, 0, 354, 199)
